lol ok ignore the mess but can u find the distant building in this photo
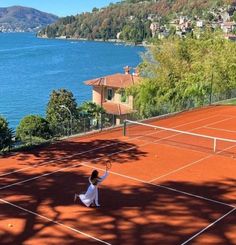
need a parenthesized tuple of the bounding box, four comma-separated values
(148, 14, 158, 21)
(224, 34, 236, 41)
(196, 20, 205, 28)
(128, 15, 135, 21)
(221, 22, 236, 33)
(221, 11, 231, 22)
(84, 66, 140, 125)
(116, 32, 122, 39)
(150, 22, 160, 37)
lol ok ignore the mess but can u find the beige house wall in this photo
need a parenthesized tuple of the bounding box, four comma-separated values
(103, 87, 133, 108)
(92, 87, 134, 123)
(92, 86, 103, 105)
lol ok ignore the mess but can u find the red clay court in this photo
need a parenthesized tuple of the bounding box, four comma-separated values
(0, 105, 235, 245)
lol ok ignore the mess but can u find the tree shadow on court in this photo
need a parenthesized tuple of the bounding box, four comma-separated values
(0, 166, 235, 244)
(4, 138, 147, 168)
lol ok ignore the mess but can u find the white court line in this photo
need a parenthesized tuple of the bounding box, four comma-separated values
(1, 135, 234, 208)
(134, 115, 235, 159)
(218, 113, 236, 118)
(1, 114, 235, 205)
(0, 110, 234, 243)
(149, 155, 212, 183)
(149, 135, 236, 183)
(1, 115, 224, 192)
(0, 142, 120, 178)
(0, 112, 226, 178)
(79, 162, 235, 209)
(0, 198, 111, 245)
(181, 208, 236, 245)
(0, 136, 171, 191)
(204, 126, 236, 134)
(0, 126, 161, 178)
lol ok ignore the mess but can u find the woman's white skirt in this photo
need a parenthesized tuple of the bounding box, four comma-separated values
(79, 184, 97, 207)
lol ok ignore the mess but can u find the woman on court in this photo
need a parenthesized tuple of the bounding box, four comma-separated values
(74, 166, 109, 207)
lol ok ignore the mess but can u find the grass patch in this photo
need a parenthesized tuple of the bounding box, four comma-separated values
(215, 98, 236, 105)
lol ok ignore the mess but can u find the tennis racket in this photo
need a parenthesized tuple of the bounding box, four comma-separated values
(105, 160, 112, 170)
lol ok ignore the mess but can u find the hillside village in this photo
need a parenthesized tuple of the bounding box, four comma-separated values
(142, 3, 236, 41)
(37, 1, 236, 44)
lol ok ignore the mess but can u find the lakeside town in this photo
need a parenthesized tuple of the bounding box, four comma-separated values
(149, 5, 236, 40)
(0, 1, 236, 245)
(1, 2, 236, 43)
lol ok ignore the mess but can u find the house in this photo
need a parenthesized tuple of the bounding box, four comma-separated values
(196, 20, 205, 28)
(150, 22, 160, 37)
(84, 66, 140, 125)
(224, 34, 236, 41)
(221, 11, 230, 22)
(221, 21, 236, 33)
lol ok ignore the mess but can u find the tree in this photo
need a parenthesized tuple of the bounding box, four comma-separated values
(129, 31, 236, 117)
(232, 11, 236, 22)
(0, 116, 14, 151)
(16, 115, 51, 143)
(206, 12, 215, 22)
(46, 89, 78, 125)
(78, 102, 106, 129)
(92, 7, 99, 12)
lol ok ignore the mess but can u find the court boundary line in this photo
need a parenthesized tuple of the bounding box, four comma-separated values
(0, 112, 228, 178)
(0, 198, 111, 245)
(1, 129, 235, 243)
(79, 162, 235, 209)
(149, 155, 212, 183)
(0, 117, 229, 193)
(204, 126, 236, 134)
(148, 134, 236, 182)
(0, 109, 235, 243)
(0, 136, 173, 191)
(2, 150, 233, 209)
(126, 114, 236, 161)
(0, 162, 234, 245)
(181, 207, 236, 245)
(1, 116, 235, 208)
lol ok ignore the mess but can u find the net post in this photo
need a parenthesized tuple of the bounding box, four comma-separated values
(123, 120, 127, 136)
(213, 138, 216, 152)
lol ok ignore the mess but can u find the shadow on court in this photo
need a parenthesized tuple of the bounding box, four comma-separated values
(0, 166, 235, 245)
(2, 138, 147, 167)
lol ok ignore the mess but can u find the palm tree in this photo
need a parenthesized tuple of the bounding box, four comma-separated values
(78, 102, 105, 130)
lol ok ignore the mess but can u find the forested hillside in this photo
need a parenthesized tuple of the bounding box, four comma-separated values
(0, 6, 58, 32)
(38, 0, 235, 43)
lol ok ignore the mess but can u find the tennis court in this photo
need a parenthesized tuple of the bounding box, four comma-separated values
(0, 105, 235, 244)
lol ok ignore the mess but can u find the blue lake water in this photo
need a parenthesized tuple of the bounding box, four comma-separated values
(0, 33, 144, 129)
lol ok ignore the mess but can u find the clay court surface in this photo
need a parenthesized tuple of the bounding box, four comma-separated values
(0, 105, 235, 245)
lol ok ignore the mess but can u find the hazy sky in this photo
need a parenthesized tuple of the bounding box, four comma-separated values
(0, 0, 119, 16)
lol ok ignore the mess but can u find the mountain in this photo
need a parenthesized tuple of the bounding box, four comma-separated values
(37, 0, 236, 43)
(0, 6, 58, 32)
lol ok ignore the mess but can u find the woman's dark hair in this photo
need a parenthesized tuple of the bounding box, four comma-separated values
(90, 170, 100, 185)
(91, 170, 99, 180)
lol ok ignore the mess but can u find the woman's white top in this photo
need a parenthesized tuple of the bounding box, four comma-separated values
(79, 171, 109, 207)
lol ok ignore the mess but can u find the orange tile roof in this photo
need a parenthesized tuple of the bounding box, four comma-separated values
(84, 73, 140, 88)
(102, 102, 134, 115)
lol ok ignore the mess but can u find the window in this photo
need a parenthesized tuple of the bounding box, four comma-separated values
(107, 88, 113, 101)
(120, 90, 127, 103)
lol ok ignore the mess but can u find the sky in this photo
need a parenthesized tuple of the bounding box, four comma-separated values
(0, 0, 119, 17)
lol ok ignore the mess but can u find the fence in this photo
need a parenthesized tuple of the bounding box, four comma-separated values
(2, 88, 236, 153)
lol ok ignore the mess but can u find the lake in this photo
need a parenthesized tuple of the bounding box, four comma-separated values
(0, 33, 144, 129)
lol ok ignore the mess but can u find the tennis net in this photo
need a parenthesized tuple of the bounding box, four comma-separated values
(123, 119, 236, 154)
